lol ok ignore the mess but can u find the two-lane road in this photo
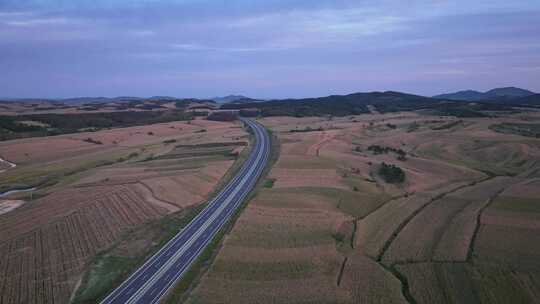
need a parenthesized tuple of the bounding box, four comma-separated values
(101, 118, 270, 304)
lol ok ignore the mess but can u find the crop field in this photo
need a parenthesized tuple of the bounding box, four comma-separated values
(188, 112, 540, 304)
(475, 179, 540, 270)
(0, 118, 247, 304)
(0, 185, 166, 304)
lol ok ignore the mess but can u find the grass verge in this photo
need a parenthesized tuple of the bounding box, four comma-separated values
(71, 204, 205, 304)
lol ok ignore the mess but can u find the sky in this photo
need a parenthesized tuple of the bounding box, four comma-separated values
(0, 0, 539, 99)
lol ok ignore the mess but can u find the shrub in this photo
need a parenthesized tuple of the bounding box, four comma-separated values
(83, 137, 103, 145)
(290, 126, 323, 133)
(367, 145, 406, 159)
(378, 162, 405, 183)
(332, 232, 345, 243)
(263, 178, 276, 188)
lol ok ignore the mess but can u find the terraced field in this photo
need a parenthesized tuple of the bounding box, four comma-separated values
(188, 112, 540, 304)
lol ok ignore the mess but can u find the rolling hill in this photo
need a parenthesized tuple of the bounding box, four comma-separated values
(434, 87, 536, 101)
(221, 91, 513, 117)
(211, 95, 259, 104)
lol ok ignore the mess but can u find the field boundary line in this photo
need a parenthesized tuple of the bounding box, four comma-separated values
(375, 176, 494, 262)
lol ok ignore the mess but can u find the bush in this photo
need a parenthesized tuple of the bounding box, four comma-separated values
(83, 137, 103, 145)
(332, 232, 345, 243)
(290, 126, 323, 133)
(263, 178, 276, 188)
(367, 145, 406, 159)
(378, 162, 405, 183)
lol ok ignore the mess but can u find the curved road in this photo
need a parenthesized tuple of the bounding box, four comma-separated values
(101, 118, 270, 304)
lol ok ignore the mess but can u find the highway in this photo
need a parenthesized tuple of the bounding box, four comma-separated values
(101, 118, 270, 304)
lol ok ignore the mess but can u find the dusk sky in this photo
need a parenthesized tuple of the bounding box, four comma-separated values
(1, 0, 539, 99)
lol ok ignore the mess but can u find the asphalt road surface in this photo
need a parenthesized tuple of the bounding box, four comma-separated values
(101, 118, 270, 304)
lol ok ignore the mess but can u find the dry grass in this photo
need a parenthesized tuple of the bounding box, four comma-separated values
(188, 113, 540, 304)
(382, 177, 512, 264)
(0, 119, 246, 304)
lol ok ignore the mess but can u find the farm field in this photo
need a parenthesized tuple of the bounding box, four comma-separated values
(187, 111, 540, 304)
(0, 118, 248, 304)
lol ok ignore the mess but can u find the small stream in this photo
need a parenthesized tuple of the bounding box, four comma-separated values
(0, 157, 16, 173)
(0, 187, 37, 198)
(0, 158, 37, 198)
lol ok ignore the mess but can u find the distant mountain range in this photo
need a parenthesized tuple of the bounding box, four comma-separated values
(3, 88, 539, 116)
(222, 89, 540, 118)
(223, 91, 453, 116)
(433, 87, 536, 101)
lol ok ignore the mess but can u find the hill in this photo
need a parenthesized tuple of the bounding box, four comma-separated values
(485, 87, 535, 99)
(513, 94, 540, 106)
(434, 87, 535, 101)
(222, 91, 513, 117)
(433, 90, 486, 101)
(212, 95, 259, 104)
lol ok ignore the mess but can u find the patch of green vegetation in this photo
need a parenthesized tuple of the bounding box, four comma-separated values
(378, 162, 405, 184)
(0, 149, 133, 193)
(127, 152, 140, 159)
(72, 204, 206, 304)
(71, 255, 138, 304)
(83, 137, 103, 145)
(332, 232, 346, 243)
(175, 100, 191, 109)
(489, 123, 540, 138)
(156, 146, 238, 160)
(263, 178, 276, 188)
(0, 110, 192, 141)
(428, 107, 488, 118)
(219, 91, 518, 118)
(290, 126, 324, 133)
(431, 120, 463, 130)
(175, 142, 246, 148)
(367, 145, 407, 160)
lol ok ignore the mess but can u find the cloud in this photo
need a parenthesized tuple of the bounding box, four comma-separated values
(4, 17, 76, 27)
(1, 11, 86, 28)
(0, 1, 539, 97)
(170, 43, 290, 53)
(130, 30, 155, 37)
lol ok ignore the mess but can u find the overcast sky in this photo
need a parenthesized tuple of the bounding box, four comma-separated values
(1, 0, 539, 98)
